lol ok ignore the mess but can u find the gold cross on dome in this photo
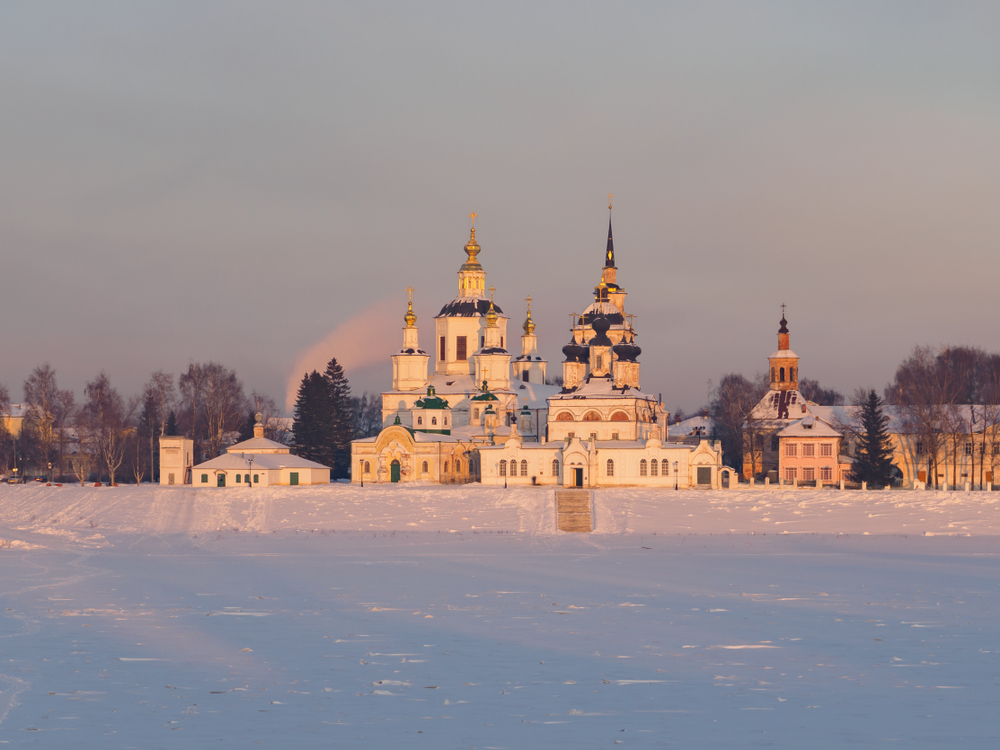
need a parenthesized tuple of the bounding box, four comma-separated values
(405, 286, 414, 302)
(525, 295, 532, 310)
(488, 285, 495, 302)
(608, 193, 613, 210)
(469, 211, 478, 228)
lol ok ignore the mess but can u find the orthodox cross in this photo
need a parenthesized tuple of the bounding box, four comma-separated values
(781, 302, 786, 317)
(626, 313, 637, 333)
(524, 295, 532, 311)
(405, 286, 414, 303)
(469, 211, 478, 228)
(488, 285, 495, 302)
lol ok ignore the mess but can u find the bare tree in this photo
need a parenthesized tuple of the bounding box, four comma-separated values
(352, 392, 383, 439)
(709, 373, 768, 478)
(0, 382, 11, 475)
(141, 371, 175, 481)
(82, 373, 136, 486)
(202, 364, 248, 458)
(23, 364, 75, 482)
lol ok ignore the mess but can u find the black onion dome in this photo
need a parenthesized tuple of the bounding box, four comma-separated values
(590, 316, 613, 346)
(562, 338, 588, 363)
(778, 315, 789, 334)
(438, 298, 504, 317)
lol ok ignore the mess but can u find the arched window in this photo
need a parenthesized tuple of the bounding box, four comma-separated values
(417, 416, 423, 426)
(661, 459, 669, 475)
(771, 367, 775, 382)
(455, 459, 462, 473)
(444, 416, 448, 425)
(556, 411, 575, 421)
(780, 367, 785, 382)
(790, 367, 795, 382)
(650, 458, 658, 476)
(473, 408, 480, 420)
(364, 461, 370, 473)
(520, 460, 528, 476)
(421, 461, 428, 473)
(640, 459, 648, 476)
(583, 411, 601, 422)
(431, 416, 437, 426)
(499, 460, 507, 476)
(606, 459, 614, 476)
(610, 411, 629, 422)
(552, 459, 559, 476)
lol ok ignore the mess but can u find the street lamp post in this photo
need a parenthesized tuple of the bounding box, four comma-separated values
(246, 456, 254, 487)
(674, 461, 679, 491)
(359, 459, 364, 488)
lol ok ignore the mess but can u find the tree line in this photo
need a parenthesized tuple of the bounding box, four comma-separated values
(0, 359, 384, 484)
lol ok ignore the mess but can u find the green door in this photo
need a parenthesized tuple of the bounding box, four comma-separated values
(217, 473, 226, 487)
(289, 472, 299, 486)
(390, 460, 401, 483)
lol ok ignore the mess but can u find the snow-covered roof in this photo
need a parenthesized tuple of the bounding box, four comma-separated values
(225, 436, 290, 454)
(550, 376, 657, 402)
(668, 415, 713, 438)
(777, 415, 842, 438)
(768, 349, 799, 359)
(195, 452, 329, 471)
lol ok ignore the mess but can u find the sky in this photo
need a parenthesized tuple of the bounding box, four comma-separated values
(2, 1, 999, 414)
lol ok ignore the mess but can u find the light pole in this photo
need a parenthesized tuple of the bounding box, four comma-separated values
(246, 456, 254, 487)
(47, 461, 52, 484)
(674, 461, 679, 491)
(359, 459, 364, 488)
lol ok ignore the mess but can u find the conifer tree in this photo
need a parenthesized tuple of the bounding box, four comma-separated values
(166, 410, 178, 436)
(852, 389, 896, 488)
(324, 358, 353, 479)
(292, 371, 335, 468)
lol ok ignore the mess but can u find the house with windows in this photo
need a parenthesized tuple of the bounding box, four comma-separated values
(776, 415, 851, 486)
(180, 414, 330, 487)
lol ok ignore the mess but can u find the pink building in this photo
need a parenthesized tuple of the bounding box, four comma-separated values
(776, 416, 851, 485)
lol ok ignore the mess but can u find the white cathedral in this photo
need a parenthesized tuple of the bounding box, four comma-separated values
(350, 209, 732, 489)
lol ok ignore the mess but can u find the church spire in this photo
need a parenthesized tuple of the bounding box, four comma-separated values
(457, 212, 486, 298)
(605, 194, 616, 269)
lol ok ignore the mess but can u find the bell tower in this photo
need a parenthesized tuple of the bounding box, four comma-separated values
(391, 288, 429, 391)
(768, 306, 799, 392)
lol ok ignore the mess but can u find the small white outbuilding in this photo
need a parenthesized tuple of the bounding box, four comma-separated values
(189, 414, 330, 488)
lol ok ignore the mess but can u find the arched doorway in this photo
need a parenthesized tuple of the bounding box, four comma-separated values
(390, 460, 401, 483)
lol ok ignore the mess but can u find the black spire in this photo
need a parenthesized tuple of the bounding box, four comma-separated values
(605, 215, 615, 268)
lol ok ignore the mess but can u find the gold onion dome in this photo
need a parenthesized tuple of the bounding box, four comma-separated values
(461, 227, 482, 271)
(485, 300, 499, 327)
(523, 308, 535, 335)
(404, 299, 417, 327)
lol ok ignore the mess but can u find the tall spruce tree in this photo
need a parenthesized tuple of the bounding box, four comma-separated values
(324, 357, 353, 479)
(852, 389, 896, 487)
(292, 371, 335, 468)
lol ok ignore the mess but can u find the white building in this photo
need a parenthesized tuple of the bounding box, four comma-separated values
(188, 414, 330, 487)
(353, 208, 733, 488)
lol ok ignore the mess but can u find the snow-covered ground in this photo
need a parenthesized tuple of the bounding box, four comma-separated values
(1, 484, 998, 747)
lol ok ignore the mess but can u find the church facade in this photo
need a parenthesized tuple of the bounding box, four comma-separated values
(351, 209, 732, 489)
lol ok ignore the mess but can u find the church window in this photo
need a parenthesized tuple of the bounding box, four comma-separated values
(201, 474, 208, 483)
(440, 336, 446, 361)
(431, 416, 437, 426)
(651, 459, 659, 476)
(610, 411, 629, 421)
(443, 460, 449, 472)
(417, 416, 423, 426)
(456, 336, 467, 361)
(444, 416, 448, 425)
(364, 461, 370, 474)
(785, 443, 797, 457)
(421, 461, 428, 473)
(820, 443, 833, 457)
(501, 336, 504, 349)
(790, 367, 796, 382)
(606, 459, 614, 477)
(802, 443, 815, 457)
(780, 367, 785, 382)
(480, 336, 484, 349)
(520, 460, 528, 476)
(523, 371, 529, 382)
(556, 412, 574, 421)
(596, 355, 603, 370)
(771, 367, 776, 383)
(552, 459, 559, 476)
(473, 408, 480, 420)
(499, 460, 507, 476)
(640, 459, 647, 476)
(583, 411, 601, 422)
(456, 459, 462, 473)
(803, 467, 815, 482)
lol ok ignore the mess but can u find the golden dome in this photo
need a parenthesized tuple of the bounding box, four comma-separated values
(523, 307, 535, 335)
(404, 300, 417, 327)
(485, 299, 499, 327)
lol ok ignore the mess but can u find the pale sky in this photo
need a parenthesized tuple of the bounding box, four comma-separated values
(2, 2, 998, 414)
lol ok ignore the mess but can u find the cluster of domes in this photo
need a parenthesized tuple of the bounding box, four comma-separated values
(613, 331, 641, 362)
